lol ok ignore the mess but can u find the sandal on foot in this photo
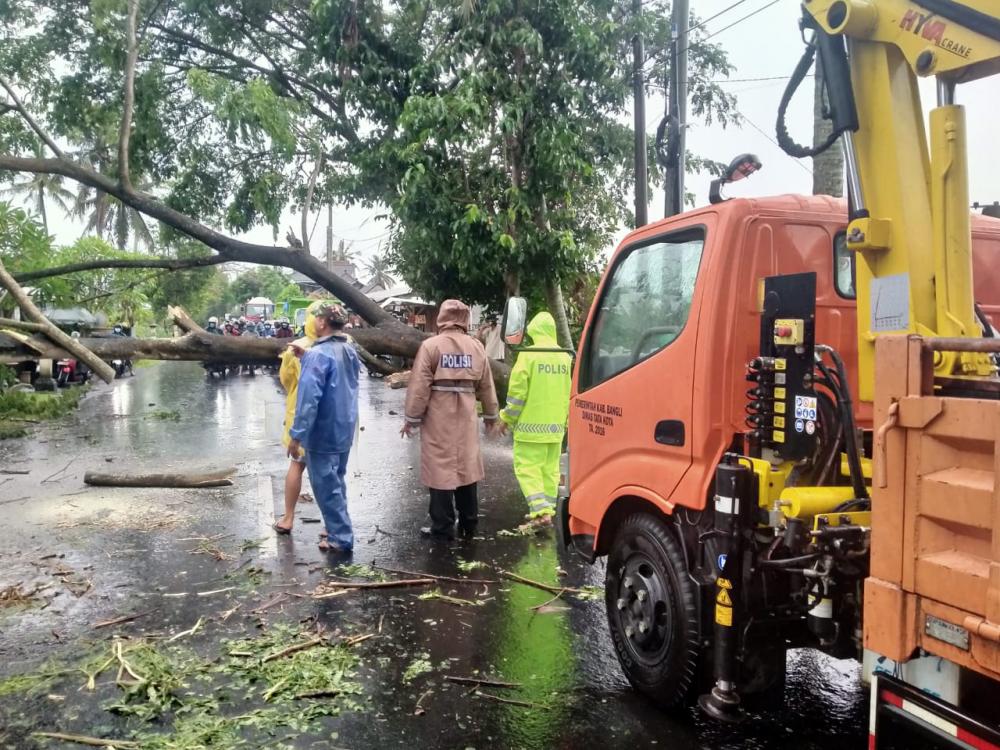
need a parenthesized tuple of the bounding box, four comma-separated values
(273, 522, 292, 535)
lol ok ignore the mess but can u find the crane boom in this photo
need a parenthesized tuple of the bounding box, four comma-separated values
(803, 0, 1000, 400)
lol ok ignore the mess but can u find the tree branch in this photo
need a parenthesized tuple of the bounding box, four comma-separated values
(301, 150, 324, 253)
(0, 153, 391, 325)
(0, 75, 65, 159)
(149, 23, 361, 146)
(11, 255, 228, 283)
(119, 0, 140, 188)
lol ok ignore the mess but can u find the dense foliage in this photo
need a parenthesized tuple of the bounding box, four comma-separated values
(0, 0, 738, 315)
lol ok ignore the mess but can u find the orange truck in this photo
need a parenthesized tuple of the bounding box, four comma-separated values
(501, 1, 1000, 744)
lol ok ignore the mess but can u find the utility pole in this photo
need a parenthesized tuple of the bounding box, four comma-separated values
(325, 203, 334, 270)
(632, 0, 648, 228)
(664, 0, 689, 217)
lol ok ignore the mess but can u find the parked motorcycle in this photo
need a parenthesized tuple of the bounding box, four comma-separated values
(55, 358, 90, 387)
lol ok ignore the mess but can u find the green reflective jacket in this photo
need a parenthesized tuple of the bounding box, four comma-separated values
(500, 312, 572, 443)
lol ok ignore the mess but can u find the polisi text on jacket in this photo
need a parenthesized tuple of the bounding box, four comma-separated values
(538, 362, 569, 375)
(440, 353, 473, 369)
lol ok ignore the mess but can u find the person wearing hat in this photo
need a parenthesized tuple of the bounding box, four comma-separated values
(273, 304, 322, 535)
(401, 299, 500, 540)
(286, 302, 361, 552)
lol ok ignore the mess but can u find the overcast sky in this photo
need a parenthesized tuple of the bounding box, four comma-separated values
(37, 0, 1000, 276)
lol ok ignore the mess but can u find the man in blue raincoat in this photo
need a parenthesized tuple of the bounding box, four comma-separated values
(287, 302, 361, 552)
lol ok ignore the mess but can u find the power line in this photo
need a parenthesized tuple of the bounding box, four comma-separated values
(642, 0, 784, 76)
(685, 0, 782, 53)
(737, 109, 815, 176)
(684, 0, 754, 35)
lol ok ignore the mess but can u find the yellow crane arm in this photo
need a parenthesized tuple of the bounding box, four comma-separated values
(802, 0, 1000, 400)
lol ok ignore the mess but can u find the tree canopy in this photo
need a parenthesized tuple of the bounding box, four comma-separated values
(0, 0, 739, 329)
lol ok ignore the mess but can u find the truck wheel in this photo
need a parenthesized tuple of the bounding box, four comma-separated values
(606, 512, 701, 709)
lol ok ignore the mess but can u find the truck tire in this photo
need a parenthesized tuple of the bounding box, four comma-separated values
(606, 512, 701, 709)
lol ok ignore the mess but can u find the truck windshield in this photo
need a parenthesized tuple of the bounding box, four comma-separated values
(582, 228, 705, 389)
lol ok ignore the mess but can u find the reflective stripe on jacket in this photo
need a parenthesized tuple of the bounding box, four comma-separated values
(500, 312, 571, 443)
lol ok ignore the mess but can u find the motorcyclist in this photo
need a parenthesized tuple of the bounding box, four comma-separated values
(110, 323, 133, 377)
(275, 320, 293, 339)
(206, 316, 222, 334)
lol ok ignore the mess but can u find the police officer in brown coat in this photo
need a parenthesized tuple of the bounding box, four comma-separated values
(401, 299, 500, 539)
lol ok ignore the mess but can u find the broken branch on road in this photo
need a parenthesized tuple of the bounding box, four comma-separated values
(444, 675, 523, 689)
(93, 611, 151, 629)
(84, 468, 236, 488)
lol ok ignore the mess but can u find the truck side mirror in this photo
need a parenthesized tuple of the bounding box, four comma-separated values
(709, 153, 761, 204)
(502, 297, 528, 346)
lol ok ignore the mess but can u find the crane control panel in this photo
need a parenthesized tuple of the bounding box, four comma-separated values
(747, 272, 818, 461)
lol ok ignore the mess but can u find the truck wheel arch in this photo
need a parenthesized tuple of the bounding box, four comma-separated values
(596, 491, 677, 557)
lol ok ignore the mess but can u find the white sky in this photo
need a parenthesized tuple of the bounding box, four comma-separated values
(33, 0, 1000, 278)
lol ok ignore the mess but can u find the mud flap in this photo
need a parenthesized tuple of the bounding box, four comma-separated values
(555, 494, 571, 552)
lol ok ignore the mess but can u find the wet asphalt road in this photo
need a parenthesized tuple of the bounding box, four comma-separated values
(0, 362, 867, 749)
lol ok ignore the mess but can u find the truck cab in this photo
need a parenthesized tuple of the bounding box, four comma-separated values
(566, 195, 1000, 557)
(557, 194, 1000, 711)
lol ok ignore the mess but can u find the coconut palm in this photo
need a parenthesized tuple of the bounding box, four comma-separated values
(2, 142, 75, 235)
(71, 140, 156, 251)
(73, 185, 155, 251)
(364, 251, 396, 289)
(334, 238, 357, 263)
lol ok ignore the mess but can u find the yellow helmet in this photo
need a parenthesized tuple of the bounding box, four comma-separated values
(304, 300, 323, 340)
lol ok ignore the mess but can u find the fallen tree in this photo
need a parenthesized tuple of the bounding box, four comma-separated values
(0, 258, 116, 383)
(0, 13, 512, 390)
(0, 329, 508, 391)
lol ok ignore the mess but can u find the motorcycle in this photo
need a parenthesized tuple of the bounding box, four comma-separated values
(112, 358, 134, 378)
(55, 358, 90, 387)
(203, 362, 228, 378)
(366, 354, 393, 378)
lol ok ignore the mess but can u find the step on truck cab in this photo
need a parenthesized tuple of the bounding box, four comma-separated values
(548, 193, 1000, 723)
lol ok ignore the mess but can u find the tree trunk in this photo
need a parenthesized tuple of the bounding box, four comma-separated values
(37, 186, 48, 236)
(544, 280, 573, 349)
(812, 56, 844, 197)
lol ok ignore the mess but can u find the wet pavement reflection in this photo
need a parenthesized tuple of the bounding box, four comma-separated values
(0, 362, 867, 748)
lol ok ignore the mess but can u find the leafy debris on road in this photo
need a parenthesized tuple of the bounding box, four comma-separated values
(402, 655, 433, 683)
(333, 563, 387, 581)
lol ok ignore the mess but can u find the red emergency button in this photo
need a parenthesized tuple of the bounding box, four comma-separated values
(775, 325, 793, 338)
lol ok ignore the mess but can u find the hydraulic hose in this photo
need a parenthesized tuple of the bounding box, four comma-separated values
(759, 553, 820, 568)
(816, 345, 868, 500)
(776, 22, 857, 159)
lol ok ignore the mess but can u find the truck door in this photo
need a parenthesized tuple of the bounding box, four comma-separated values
(569, 225, 708, 531)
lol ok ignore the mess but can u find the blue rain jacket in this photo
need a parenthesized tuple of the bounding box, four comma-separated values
(289, 334, 361, 453)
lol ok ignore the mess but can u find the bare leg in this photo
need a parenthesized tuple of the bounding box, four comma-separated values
(277, 459, 306, 531)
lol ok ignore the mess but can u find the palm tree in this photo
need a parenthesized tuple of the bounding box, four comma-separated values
(333, 238, 357, 263)
(73, 185, 155, 251)
(71, 140, 156, 251)
(364, 251, 396, 289)
(2, 141, 75, 235)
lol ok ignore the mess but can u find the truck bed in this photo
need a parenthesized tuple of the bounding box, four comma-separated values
(866, 335, 1000, 680)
